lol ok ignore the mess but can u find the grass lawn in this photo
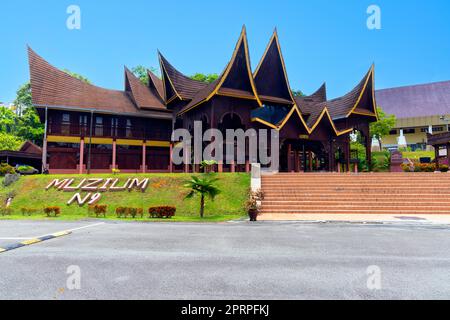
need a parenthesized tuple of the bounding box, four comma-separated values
(402, 151, 435, 161)
(0, 173, 250, 222)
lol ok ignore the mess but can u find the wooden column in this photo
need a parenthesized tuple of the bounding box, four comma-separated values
(287, 144, 292, 172)
(447, 144, 450, 165)
(435, 146, 440, 168)
(231, 160, 236, 173)
(245, 160, 250, 173)
(346, 141, 351, 173)
(329, 140, 334, 172)
(79, 139, 85, 175)
(218, 161, 223, 173)
(309, 152, 313, 172)
(366, 135, 372, 171)
(142, 142, 146, 173)
(112, 140, 117, 170)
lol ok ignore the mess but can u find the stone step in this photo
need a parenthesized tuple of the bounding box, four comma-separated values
(261, 205, 450, 211)
(260, 209, 450, 214)
(260, 173, 450, 215)
(263, 197, 450, 202)
(262, 200, 450, 206)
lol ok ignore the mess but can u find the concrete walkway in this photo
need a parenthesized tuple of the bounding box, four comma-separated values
(259, 213, 450, 224)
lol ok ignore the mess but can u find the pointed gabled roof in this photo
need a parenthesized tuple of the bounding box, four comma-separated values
(28, 47, 170, 117)
(295, 83, 327, 114)
(327, 65, 378, 120)
(179, 26, 262, 115)
(147, 69, 164, 101)
(307, 103, 353, 137)
(277, 105, 310, 132)
(158, 52, 207, 102)
(124, 67, 166, 110)
(254, 29, 295, 104)
(252, 105, 310, 133)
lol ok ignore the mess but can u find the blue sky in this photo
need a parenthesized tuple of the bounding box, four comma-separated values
(0, 0, 449, 104)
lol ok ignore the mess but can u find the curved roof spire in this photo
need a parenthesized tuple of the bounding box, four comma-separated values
(147, 69, 165, 102)
(254, 29, 295, 104)
(158, 51, 207, 102)
(327, 65, 378, 120)
(295, 83, 328, 114)
(179, 25, 262, 115)
(124, 67, 166, 110)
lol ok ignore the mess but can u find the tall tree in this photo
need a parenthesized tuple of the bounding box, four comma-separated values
(0, 106, 17, 133)
(370, 106, 396, 150)
(190, 73, 219, 83)
(12, 82, 44, 145)
(0, 132, 24, 151)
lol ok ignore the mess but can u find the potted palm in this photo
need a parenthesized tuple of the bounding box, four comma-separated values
(245, 189, 265, 222)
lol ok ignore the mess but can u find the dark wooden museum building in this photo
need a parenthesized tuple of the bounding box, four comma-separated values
(28, 27, 378, 174)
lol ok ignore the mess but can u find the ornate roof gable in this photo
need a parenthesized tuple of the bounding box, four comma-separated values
(179, 26, 262, 115)
(254, 29, 295, 104)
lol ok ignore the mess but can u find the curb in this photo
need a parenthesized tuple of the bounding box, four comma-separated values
(0, 231, 71, 254)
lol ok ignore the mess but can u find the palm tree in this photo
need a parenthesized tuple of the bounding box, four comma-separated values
(184, 175, 221, 218)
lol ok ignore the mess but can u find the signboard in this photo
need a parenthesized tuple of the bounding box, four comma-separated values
(46, 178, 149, 206)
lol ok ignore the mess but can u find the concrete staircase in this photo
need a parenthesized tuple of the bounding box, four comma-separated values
(260, 173, 450, 215)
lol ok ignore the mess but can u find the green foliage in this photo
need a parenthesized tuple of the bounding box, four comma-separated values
(132, 66, 159, 86)
(0, 106, 17, 133)
(0, 206, 12, 216)
(184, 174, 221, 218)
(0, 163, 16, 176)
(372, 151, 391, 172)
(1, 82, 45, 146)
(0, 132, 24, 151)
(16, 107, 44, 145)
(370, 107, 396, 149)
(291, 89, 304, 97)
(190, 73, 219, 83)
(200, 160, 218, 173)
(17, 165, 34, 172)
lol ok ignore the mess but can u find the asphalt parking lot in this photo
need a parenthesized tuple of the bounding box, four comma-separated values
(1, 220, 450, 300)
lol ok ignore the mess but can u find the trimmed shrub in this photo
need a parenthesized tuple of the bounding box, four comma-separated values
(148, 206, 176, 219)
(0, 163, 15, 176)
(44, 206, 61, 217)
(88, 204, 107, 218)
(16, 165, 38, 175)
(115, 207, 144, 219)
(440, 165, 449, 173)
(116, 207, 126, 218)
